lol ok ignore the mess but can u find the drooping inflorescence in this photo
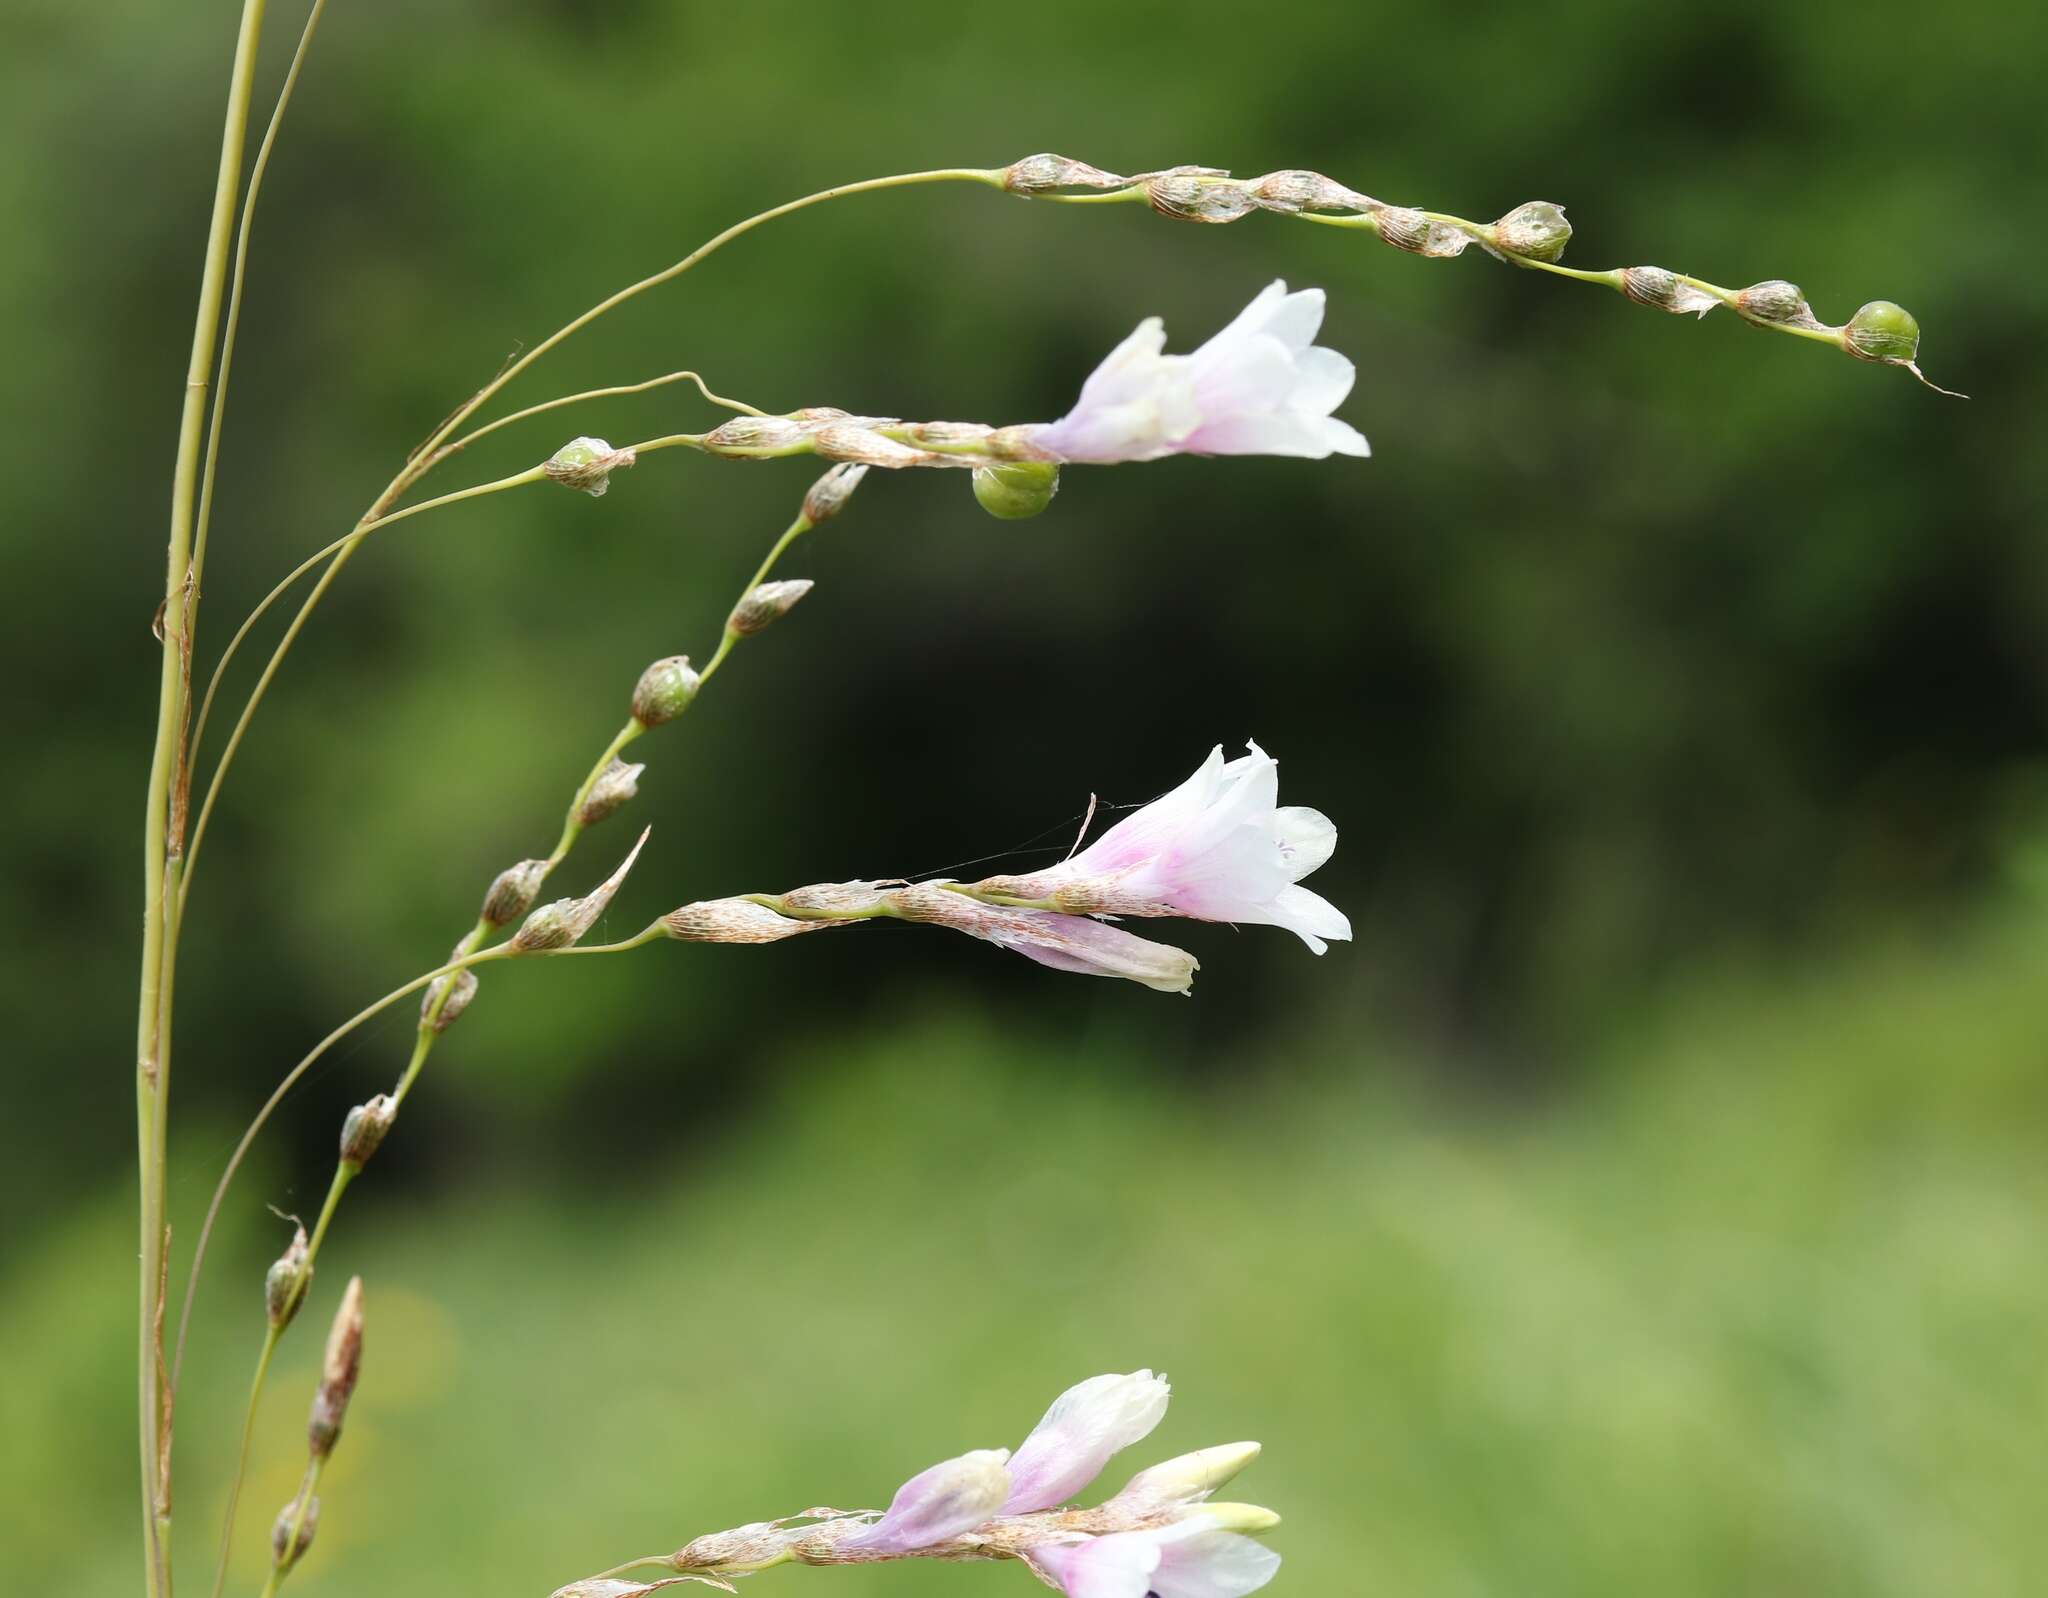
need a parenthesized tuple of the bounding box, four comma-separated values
(994, 153, 1960, 394)
(552, 1371, 1282, 1598)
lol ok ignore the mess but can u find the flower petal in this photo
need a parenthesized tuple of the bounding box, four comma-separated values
(1269, 806, 1337, 880)
(1153, 1529, 1283, 1598)
(842, 1448, 1010, 1552)
(1002, 1371, 1172, 1513)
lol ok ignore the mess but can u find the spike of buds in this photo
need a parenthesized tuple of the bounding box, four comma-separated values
(271, 1494, 319, 1570)
(481, 858, 548, 926)
(802, 462, 869, 526)
(339, 1094, 397, 1169)
(264, 1223, 311, 1331)
(544, 436, 636, 497)
(578, 758, 645, 826)
(727, 579, 814, 637)
(971, 462, 1059, 520)
(632, 655, 701, 727)
(307, 1276, 364, 1460)
(514, 828, 650, 951)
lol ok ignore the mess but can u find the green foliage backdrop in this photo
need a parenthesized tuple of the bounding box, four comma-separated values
(2, 1, 2043, 1593)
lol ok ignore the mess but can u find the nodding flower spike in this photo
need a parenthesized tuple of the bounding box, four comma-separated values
(514, 828, 650, 952)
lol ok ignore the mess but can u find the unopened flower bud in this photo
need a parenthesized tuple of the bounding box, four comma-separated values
(514, 829, 649, 951)
(307, 1277, 364, 1460)
(264, 1223, 311, 1330)
(1001, 152, 1128, 194)
(802, 463, 870, 526)
(1185, 1501, 1283, 1535)
(1488, 201, 1572, 263)
(578, 758, 645, 825)
(270, 1494, 319, 1570)
(1110, 1442, 1262, 1508)
(662, 897, 839, 944)
(1844, 299, 1920, 362)
(631, 655, 701, 727)
(971, 462, 1059, 520)
(1620, 265, 1718, 318)
(339, 1094, 397, 1168)
(420, 961, 478, 1031)
(703, 416, 807, 455)
(810, 425, 933, 467)
(544, 436, 636, 497)
(1248, 169, 1366, 214)
(1736, 278, 1817, 327)
(1145, 168, 1254, 224)
(728, 579, 814, 637)
(480, 858, 547, 925)
(1373, 204, 1469, 258)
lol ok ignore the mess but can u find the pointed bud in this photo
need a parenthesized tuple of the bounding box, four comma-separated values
(307, 1276, 364, 1459)
(480, 858, 548, 926)
(1844, 299, 1920, 363)
(578, 758, 646, 825)
(702, 416, 808, 455)
(802, 462, 870, 526)
(1185, 1501, 1282, 1534)
(1142, 167, 1252, 224)
(971, 462, 1059, 521)
(728, 579, 814, 637)
(662, 897, 841, 944)
(1001, 153, 1128, 194)
(1248, 169, 1369, 214)
(514, 828, 650, 951)
(1620, 265, 1719, 318)
(1488, 201, 1571, 263)
(1736, 279, 1819, 328)
(632, 655, 701, 727)
(1110, 1442, 1261, 1508)
(808, 425, 936, 467)
(339, 1094, 397, 1169)
(545, 436, 636, 497)
(420, 959, 479, 1032)
(270, 1494, 319, 1570)
(264, 1223, 311, 1331)
(843, 1448, 1013, 1553)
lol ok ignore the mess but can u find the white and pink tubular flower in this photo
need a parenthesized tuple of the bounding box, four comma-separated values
(598, 1371, 1282, 1598)
(1026, 280, 1369, 465)
(972, 743, 1351, 955)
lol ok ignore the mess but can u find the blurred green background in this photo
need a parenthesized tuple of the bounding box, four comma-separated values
(3, 0, 2045, 1593)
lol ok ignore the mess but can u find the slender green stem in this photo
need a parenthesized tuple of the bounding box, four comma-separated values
(435, 369, 765, 461)
(140, 5, 270, 1593)
(188, 0, 330, 609)
(207, 1326, 281, 1598)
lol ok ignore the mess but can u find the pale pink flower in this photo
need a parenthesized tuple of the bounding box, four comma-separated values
(842, 1448, 1012, 1554)
(984, 744, 1349, 954)
(1027, 281, 1369, 465)
(1002, 1370, 1172, 1514)
(1029, 1522, 1282, 1598)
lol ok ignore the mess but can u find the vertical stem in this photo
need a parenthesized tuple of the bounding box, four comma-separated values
(140, 11, 271, 1591)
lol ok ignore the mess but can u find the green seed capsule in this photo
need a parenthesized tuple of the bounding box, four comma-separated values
(971, 462, 1060, 520)
(1845, 300, 1921, 362)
